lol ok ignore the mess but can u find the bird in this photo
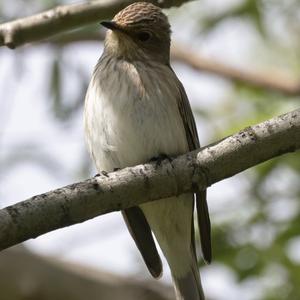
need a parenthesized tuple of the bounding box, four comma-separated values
(84, 2, 211, 299)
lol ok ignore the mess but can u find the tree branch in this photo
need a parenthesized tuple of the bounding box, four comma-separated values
(0, 109, 299, 251)
(0, 247, 173, 300)
(1, 1, 299, 96)
(0, 0, 190, 49)
(171, 44, 300, 96)
(48, 31, 300, 96)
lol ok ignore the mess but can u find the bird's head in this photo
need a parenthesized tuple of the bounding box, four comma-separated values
(101, 2, 171, 64)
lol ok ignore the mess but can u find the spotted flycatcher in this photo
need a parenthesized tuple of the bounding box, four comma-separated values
(84, 2, 211, 299)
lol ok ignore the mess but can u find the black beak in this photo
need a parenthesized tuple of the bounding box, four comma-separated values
(100, 21, 119, 31)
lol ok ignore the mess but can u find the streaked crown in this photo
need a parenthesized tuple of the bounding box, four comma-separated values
(103, 2, 171, 63)
(113, 2, 170, 31)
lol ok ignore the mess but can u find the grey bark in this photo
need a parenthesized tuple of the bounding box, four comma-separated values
(0, 108, 299, 251)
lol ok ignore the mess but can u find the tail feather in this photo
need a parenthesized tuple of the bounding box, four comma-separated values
(172, 262, 205, 300)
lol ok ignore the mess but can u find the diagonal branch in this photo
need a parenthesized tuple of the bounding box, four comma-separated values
(0, 108, 299, 251)
(0, 0, 190, 49)
(48, 31, 300, 96)
(171, 44, 300, 96)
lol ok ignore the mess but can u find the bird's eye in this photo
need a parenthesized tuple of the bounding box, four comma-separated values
(137, 31, 151, 42)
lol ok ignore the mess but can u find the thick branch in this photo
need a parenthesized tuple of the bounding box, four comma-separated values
(0, 109, 299, 251)
(0, 0, 189, 49)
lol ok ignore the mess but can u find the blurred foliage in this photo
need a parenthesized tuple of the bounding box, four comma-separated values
(196, 1, 300, 299)
(49, 48, 89, 122)
(0, 1, 300, 300)
(201, 0, 265, 35)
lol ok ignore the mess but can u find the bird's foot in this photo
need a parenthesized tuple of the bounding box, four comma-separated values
(150, 153, 173, 167)
(94, 171, 109, 177)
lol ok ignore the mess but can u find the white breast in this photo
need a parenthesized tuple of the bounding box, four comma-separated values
(84, 59, 188, 172)
(84, 57, 195, 280)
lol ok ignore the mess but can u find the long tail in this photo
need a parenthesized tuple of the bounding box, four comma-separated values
(140, 195, 205, 299)
(172, 258, 205, 300)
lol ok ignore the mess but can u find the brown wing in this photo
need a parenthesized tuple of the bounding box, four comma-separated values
(122, 207, 162, 278)
(170, 66, 212, 264)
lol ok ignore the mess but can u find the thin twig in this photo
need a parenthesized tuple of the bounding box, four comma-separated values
(48, 31, 300, 96)
(0, 108, 299, 251)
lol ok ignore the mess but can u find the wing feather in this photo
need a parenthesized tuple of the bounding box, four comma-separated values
(169, 66, 212, 263)
(122, 207, 163, 278)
